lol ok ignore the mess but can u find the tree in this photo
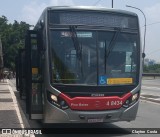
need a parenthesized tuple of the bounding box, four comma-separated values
(0, 16, 30, 71)
(143, 64, 160, 73)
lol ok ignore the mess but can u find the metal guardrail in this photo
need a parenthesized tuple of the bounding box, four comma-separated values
(142, 73, 160, 79)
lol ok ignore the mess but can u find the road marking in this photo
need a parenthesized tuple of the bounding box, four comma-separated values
(141, 99, 160, 106)
(142, 86, 160, 90)
(141, 97, 160, 100)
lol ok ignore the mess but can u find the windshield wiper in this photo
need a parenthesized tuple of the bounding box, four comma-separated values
(69, 26, 82, 60)
(69, 26, 83, 76)
(105, 27, 122, 74)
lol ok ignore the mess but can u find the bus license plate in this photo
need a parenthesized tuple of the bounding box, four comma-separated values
(88, 118, 103, 123)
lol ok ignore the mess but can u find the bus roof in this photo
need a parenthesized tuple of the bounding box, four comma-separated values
(45, 6, 138, 17)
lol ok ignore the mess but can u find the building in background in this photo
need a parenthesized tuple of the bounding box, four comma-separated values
(144, 58, 156, 66)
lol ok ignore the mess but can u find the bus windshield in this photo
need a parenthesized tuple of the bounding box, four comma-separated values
(50, 29, 139, 86)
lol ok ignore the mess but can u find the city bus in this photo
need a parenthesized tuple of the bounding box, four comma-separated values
(16, 6, 142, 123)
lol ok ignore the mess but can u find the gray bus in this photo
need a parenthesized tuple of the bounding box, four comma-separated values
(16, 6, 142, 123)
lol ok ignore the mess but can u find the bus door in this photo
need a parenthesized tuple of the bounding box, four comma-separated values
(25, 30, 43, 119)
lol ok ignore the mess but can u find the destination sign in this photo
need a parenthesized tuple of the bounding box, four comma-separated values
(50, 11, 138, 29)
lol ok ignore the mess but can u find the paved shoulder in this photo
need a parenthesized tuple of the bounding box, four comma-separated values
(0, 79, 22, 128)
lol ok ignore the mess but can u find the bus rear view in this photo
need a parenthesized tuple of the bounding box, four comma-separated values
(16, 6, 142, 123)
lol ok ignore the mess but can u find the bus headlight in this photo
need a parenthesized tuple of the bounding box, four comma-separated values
(50, 94, 58, 102)
(123, 92, 139, 108)
(132, 93, 138, 102)
(47, 91, 69, 110)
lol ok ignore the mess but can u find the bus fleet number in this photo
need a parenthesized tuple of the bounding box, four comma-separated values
(106, 101, 123, 106)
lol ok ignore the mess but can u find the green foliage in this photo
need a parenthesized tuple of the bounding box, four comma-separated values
(143, 64, 160, 73)
(0, 16, 30, 70)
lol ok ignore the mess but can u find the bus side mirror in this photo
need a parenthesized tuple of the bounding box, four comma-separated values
(142, 53, 146, 58)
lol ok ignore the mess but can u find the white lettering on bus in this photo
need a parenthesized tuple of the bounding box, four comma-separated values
(111, 101, 122, 106)
(71, 103, 88, 107)
(106, 101, 123, 106)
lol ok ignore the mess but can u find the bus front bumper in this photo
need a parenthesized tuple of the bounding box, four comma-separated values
(43, 100, 139, 123)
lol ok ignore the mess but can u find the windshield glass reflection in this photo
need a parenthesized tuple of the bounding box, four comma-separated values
(50, 29, 138, 86)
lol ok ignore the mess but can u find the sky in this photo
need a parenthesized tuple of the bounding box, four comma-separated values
(1, 0, 160, 62)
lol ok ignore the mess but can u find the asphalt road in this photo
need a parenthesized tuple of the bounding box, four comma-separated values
(9, 79, 160, 137)
(141, 79, 160, 96)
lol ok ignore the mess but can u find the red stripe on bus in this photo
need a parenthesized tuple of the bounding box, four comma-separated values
(59, 92, 132, 110)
